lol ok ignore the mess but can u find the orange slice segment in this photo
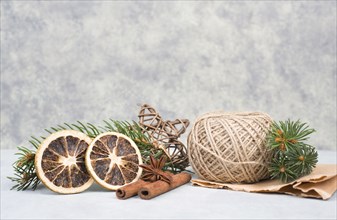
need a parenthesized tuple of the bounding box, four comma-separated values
(85, 132, 142, 190)
(35, 130, 94, 194)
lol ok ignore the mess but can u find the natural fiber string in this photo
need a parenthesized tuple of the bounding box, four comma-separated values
(188, 112, 273, 183)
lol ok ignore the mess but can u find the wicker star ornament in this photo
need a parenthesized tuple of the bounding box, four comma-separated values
(138, 104, 190, 172)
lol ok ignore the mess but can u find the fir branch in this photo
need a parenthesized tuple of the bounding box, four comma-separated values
(8, 121, 104, 191)
(267, 119, 315, 152)
(8, 146, 40, 190)
(267, 120, 318, 182)
(9, 120, 185, 191)
(286, 144, 318, 176)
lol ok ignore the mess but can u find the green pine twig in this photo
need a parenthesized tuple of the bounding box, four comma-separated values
(8, 121, 102, 191)
(8, 120, 186, 191)
(267, 120, 318, 182)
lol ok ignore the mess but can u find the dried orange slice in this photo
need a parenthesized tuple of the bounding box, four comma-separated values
(35, 130, 94, 194)
(85, 132, 142, 190)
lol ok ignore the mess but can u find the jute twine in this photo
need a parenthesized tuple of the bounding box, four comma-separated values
(187, 112, 273, 183)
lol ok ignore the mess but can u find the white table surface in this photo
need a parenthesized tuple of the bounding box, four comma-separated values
(1, 149, 336, 219)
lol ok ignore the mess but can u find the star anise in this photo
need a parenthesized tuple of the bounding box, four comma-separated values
(139, 155, 172, 184)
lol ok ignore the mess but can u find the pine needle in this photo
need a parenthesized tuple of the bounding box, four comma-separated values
(8, 120, 186, 191)
(267, 120, 318, 182)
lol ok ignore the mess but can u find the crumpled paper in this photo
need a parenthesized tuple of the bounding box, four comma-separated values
(191, 164, 337, 200)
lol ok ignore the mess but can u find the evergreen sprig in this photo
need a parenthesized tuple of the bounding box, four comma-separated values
(8, 120, 183, 191)
(8, 121, 102, 191)
(7, 146, 40, 190)
(267, 120, 318, 182)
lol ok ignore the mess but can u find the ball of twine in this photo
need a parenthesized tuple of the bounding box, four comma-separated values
(187, 112, 273, 183)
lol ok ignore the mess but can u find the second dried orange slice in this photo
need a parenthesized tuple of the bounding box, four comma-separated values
(85, 132, 143, 190)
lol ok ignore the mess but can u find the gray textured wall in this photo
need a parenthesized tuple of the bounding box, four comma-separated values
(1, 1, 336, 151)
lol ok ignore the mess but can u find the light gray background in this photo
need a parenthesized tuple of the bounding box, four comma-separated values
(1, 1, 336, 150)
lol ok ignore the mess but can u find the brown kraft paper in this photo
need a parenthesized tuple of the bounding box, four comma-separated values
(191, 164, 337, 200)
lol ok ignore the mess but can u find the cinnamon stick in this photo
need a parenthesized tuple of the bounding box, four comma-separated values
(138, 172, 192, 200)
(116, 179, 149, 200)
